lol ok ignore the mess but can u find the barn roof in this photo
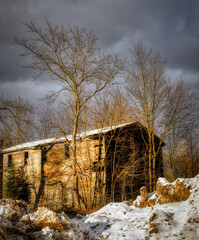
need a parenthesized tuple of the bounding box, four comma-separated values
(2, 122, 139, 153)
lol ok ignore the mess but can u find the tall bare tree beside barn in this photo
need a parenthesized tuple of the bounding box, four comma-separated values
(126, 42, 167, 191)
(126, 42, 190, 191)
(163, 80, 199, 181)
(15, 21, 122, 208)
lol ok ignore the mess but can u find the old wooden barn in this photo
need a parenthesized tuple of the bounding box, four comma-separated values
(0, 122, 164, 211)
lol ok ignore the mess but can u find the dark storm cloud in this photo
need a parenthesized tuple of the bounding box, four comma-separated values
(0, 0, 199, 96)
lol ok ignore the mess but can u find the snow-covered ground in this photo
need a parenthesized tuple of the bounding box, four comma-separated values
(1, 175, 199, 239)
(76, 175, 199, 239)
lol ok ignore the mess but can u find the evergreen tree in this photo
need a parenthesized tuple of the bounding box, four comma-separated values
(6, 165, 31, 203)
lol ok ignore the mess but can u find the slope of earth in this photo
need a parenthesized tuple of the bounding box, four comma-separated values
(77, 175, 199, 240)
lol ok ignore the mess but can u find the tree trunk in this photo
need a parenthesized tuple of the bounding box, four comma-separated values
(33, 149, 46, 210)
(148, 153, 152, 192)
(71, 99, 81, 208)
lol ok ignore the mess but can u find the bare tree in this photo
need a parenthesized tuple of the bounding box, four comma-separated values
(103, 125, 149, 202)
(164, 80, 199, 181)
(126, 42, 199, 190)
(15, 20, 123, 208)
(53, 102, 75, 137)
(126, 42, 189, 191)
(126, 42, 168, 191)
(89, 88, 136, 129)
(0, 96, 35, 147)
(81, 89, 146, 204)
(184, 128, 199, 177)
(173, 133, 199, 179)
(35, 104, 58, 139)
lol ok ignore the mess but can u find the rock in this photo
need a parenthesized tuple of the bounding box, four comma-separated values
(140, 186, 148, 207)
(134, 176, 191, 208)
(140, 187, 148, 201)
(0, 223, 5, 240)
(0, 199, 30, 222)
(156, 178, 191, 204)
(172, 179, 191, 201)
(76, 214, 84, 219)
(156, 178, 172, 204)
(134, 186, 149, 207)
(147, 197, 156, 207)
(125, 199, 133, 206)
(20, 207, 71, 232)
(149, 222, 159, 234)
(149, 212, 157, 222)
(0, 199, 88, 239)
(134, 196, 141, 207)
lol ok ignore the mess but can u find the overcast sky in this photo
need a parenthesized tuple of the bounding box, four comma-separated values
(0, 0, 199, 103)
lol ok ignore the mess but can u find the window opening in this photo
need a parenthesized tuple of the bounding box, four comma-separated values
(24, 151, 29, 165)
(65, 144, 70, 158)
(8, 155, 12, 168)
